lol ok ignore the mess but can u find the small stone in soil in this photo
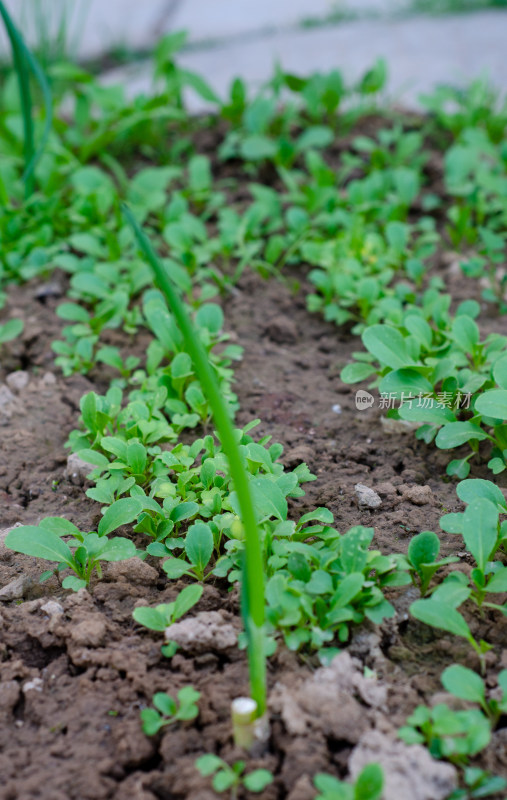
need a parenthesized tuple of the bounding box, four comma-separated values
(165, 611, 238, 654)
(104, 558, 159, 585)
(0, 680, 21, 714)
(0, 575, 33, 601)
(0, 523, 23, 559)
(399, 484, 433, 506)
(64, 452, 97, 485)
(69, 616, 107, 648)
(40, 600, 64, 617)
(380, 417, 422, 434)
(34, 281, 63, 300)
(23, 678, 44, 694)
(0, 385, 22, 421)
(355, 483, 382, 509)
(6, 371, 30, 393)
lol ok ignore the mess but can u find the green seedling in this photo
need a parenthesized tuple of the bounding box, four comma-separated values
(304, 215, 436, 332)
(341, 310, 507, 477)
(96, 347, 141, 384)
(420, 78, 507, 142)
(52, 332, 98, 376)
(141, 294, 242, 423)
(154, 31, 219, 110)
(133, 584, 203, 656)
(441, 664, 507, 725)
(162, 522, 214, 581)
(398, 703, 491, 766)
(5, 515, 138, 590)
(448, 767, 507, 800)
(440, 490, 507, 610)
(444, 128, 507, 247)
(76, 409, 315, 563)
(195, 755, 273, 799)
(141, 686, 200, 735)
(410, 578, 492, 672)
(313, 764, 384, 800)
(406, 530, 459, 596)
(0, 318, 23, 344)
(68, 388, 178, 456)
(260, 525, 410, 654)
(461, 227, 507, 314)
(460, 498, 507, 608)
(440, 479, 507, 554)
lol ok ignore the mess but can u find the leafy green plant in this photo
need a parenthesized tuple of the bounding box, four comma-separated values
(404, 530, 458, 596)
(304, 217, 437, 332)
(133, 584, 203, 657)
(139, 295, 242, 423)
(441, 664, 507, 725)
(460, 227, 507, 313)
(141, 687, 200, 735)
(341, 311, 507, 477)
(195, 754, 273, 798)
(4, 512, 139, 590)
(448, 767, 507, 800)
(261, 525, 409, 653)
(313, 764, 384, 800)
(67, 387, 177, 457)
(399, 703, 491, 766)
(420, 79, 507, 143)
(443, 129, 507, 247)
(408, 482, 507, 668)
(73, 409, 315, 560)
(163, 522, 215, 581)
(439, 487, 507, 610)
(0, 317, 23, 344)
(410, 578, 492, 670)
(154, 31, 219, 110)
(440, 478, 507, 551)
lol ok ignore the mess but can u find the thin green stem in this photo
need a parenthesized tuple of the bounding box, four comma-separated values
(0, 1, 34, 196)
(0, 1, 53, 196)
(122, 205, 266, 715)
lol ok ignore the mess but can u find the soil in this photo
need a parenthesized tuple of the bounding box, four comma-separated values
(1, 123, 507, 800)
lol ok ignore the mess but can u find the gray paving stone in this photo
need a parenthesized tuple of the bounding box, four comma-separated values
(0, 0, 171, 59)
(102, 11, 507, 111)
(167, 0, 334, 41)
(0, 0, 400, 60)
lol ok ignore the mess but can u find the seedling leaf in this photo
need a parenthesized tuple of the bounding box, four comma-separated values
(97, 497, 143, 537)
(441, 664, 486, 706)
(184, 523, 214, 574)
(5, 526, 74, 567)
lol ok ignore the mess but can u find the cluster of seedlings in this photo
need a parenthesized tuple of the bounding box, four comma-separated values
(2, 4, 507, 797)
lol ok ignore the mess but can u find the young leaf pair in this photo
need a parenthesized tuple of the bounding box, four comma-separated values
(5, 499, 141, 590)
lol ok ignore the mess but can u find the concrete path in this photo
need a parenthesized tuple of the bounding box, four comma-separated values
(102, 11, 507, 111)
(1, 1, 506, 109)
(0, 0, 410, 58)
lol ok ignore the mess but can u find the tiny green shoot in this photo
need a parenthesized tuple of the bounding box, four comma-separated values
(313, 764, 384, 800)
(141, 687, 200, 735)
(196, 754, 273, 799)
